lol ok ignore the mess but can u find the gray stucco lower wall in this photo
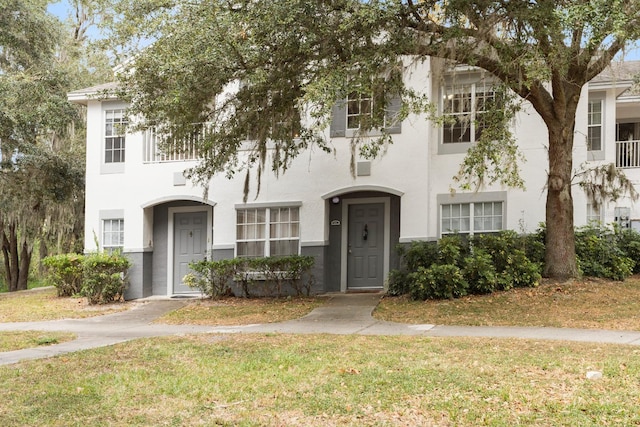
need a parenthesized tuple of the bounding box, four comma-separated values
(123, 251, 153, 300)
(325, 200, 343, 292)
(301, 245, 325, 294)
(151, 205, 169, 296)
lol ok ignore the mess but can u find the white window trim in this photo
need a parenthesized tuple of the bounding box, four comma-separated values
(438, 73, 498, 155)
(101, 219, 124, 253)
(437, 192, 507, 237)
(441, 202, 504, 235)
(98, 210, 125, 252)
(434, 71, 498, 154)
(101, 102, 128, 174)
(587, 94, 605, 161)
(346, 92, 373, 131)
(234, 205, 301, 258)
(343, 93, 394, 138)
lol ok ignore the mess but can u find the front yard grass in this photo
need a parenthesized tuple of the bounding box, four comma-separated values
(0, 331, 76, 352)
(375, 276, 640, 330)
(5, 277, 640, 332)
(157, 297, 323, 326)
(0, 288, 127, 322)
(1, 334, 639, 426)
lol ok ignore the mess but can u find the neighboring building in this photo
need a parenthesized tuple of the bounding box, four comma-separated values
(67, 59, 640, 299)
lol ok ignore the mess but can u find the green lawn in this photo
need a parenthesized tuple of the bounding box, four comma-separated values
(1, 334, 639, 426)
(158, 296, 323, 326)
(0, 331, 76, 352)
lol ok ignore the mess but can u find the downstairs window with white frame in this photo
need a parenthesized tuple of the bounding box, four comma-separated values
(441, 201, 503, 235)
(236, 206, 300, 257)
(102, 218, 124, 253)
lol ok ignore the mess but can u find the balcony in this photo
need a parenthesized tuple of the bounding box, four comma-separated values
(616, 140, 640, 168)
(142, 123, 212, 163)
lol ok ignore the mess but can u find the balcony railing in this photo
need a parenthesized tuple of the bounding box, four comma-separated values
(616, 140, 640, 168)
(143, 123, 213, 163)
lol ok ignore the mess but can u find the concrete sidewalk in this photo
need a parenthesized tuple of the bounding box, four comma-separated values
(2, 292, 640, 366)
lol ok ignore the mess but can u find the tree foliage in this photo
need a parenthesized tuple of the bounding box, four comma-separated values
(107, 0, 640, 279)
(0, 0, 112, 291)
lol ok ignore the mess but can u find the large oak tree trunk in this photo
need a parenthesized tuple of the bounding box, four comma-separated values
(1, 221, 32, 291)
(543, 98, 580, 279)
(18, 239, 31, 291)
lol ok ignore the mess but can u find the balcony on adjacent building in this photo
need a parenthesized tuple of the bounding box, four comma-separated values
(616, 140, 640, 168)
(616, 121, 640, 168)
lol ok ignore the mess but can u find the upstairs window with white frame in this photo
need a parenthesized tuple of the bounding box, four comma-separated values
(441, 201, 503, 235)
(442, 81, 495, 144)
(105, 109, 128, 163)
(346, 92, 373, 130)
(587, 99, 603, 151)
(102, 218, 124, 253)
(236, 207, 300, 257)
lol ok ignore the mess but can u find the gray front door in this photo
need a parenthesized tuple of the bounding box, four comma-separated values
(347, 203, 385, 289)
(173, 211, 207, 293)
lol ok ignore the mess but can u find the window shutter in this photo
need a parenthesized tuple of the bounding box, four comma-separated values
(330, 99, 346, 138)
(385, 94, 402, 135)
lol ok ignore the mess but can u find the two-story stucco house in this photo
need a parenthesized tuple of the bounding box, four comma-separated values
(67, 59, 640, 300)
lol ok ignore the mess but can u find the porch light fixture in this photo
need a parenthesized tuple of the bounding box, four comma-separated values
(331, 196, 340, 204)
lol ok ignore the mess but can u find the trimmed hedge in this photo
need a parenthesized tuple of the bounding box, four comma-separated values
(42, 252, 130, 304)
(82, 252, 131, 304)
(42, 253, 84, 297)
(184, 255, 315, 298)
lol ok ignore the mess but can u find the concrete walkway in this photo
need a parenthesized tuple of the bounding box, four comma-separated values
(2, 292, 640, 366)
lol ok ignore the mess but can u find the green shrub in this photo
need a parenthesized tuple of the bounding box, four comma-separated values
(471, 231, 520, 273)
(575, 224, 634, 281)
(521, 226, 546, 265)
(232, 258, 256, 298)
(184, 258, 236, 299)
(498, 249, 542, 290)
(397, 241, 439, 271)
(615, 228, 640, 274)
(42, 253, 84, 297)
(408, 264, 468, 300)
(253, 255, 315, 297)
(387, 269, 410, 296)
(82, 252, 131, 304)
(437, 235, 468, 266)
(266, 255, 315, 297)
(388, 241, 439, 296)
(463, 249, 498, 294)
(190, 256, 315, 298)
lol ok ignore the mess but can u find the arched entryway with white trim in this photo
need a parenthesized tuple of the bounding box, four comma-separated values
(322, 187, 402, 292)
(141, 196, 215, 296)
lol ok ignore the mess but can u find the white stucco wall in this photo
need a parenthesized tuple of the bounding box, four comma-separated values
(81, 60, 639, 255)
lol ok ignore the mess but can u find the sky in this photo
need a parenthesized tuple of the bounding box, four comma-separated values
(48, 0, 103, 41)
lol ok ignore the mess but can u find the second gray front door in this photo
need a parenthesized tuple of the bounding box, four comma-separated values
(173, 211, 207, 293)
(347, 203, 385, 290)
